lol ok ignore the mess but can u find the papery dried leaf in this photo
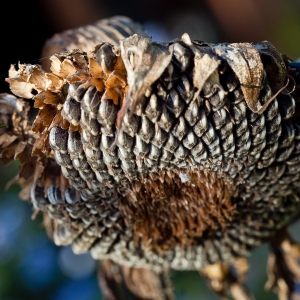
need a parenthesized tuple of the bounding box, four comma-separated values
(113, 56, 127, 83)
(41, 107, 58, 127)
(88, 56, 105, 78)
(18, 181, 32, 201)
(106, 73, 126, 89)
(118, 34, 173, 127)
(24, 65, 50, 90)
(7, 64, 64, 97)
(55, 58, 78, 78)
(67, 72, 89, 83)
(32, 131, 49, 157)
(193, 53, 220, 98)
(34, 90, 63, 108)
(86, 77, 105, 92)
(50, 56, 65, 77)
(181, 34, 221, 100)
(32, 106, 57, 132)
(33, 95, 46, 109)
(7, 65, 36, 99)
(120, 35, 172, 99)
(213, 43, 264, 112)
(105, 88, 121, 105)
(255, 41, 288, 92)
(49, 111, 64, 130)
(45, 73, 64, 91)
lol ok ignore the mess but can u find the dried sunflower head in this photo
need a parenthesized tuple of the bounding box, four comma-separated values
(1, 15, 300, 300)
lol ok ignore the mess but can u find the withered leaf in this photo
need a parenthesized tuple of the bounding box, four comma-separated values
(113, 56, 127, 83)
(50, 57, 77, 78)
(34, 91, 63, 108)
(32, 105, 57, 132)
(6, 65, 36, 99)
(41, 91, 64, 106)
(7, 64, 64, 98)
(24, 65, 50, 90)
(66, 72, 89, 83)
(88, 56, 104, 78)
(50, 49, 88, 76)
(106, 73, 126, 89)
(118, 34, 173, 127)
(105, 88, 121, 105)
(193, 53, 220, 99)
(85, 77, 105, 92)
(254, 41, 288, 94)
(45, 73, 64, 92)
(120, 35, 173, 100)
(181, 34, 221, 100)
(70, 51, 89, 70)
(34, 95, 46, 109)
(213, 43, 264, 113)
(49, 112, 64, 130)
(32, 131, 49, 157)
(40, 106, 57, 127)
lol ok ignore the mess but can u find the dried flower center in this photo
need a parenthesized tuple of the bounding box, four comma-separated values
(120, 169, 238, 252)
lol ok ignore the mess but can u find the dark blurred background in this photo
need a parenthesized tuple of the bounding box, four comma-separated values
(1, 0, 300, 299)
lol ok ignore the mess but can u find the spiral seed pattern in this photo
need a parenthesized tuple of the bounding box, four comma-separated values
(4, 28, 300, 272)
